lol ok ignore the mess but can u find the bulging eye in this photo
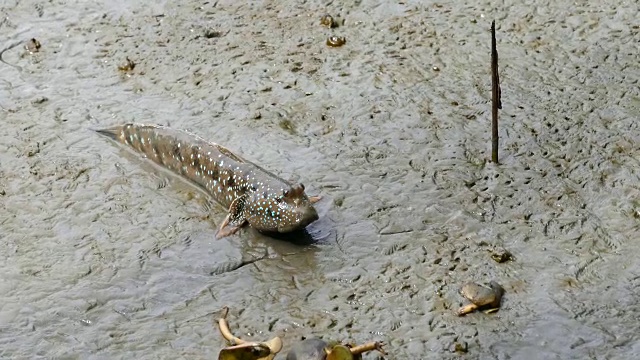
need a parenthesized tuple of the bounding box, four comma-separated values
(283, 189, 289, 197)
(299, 183, 305, 191)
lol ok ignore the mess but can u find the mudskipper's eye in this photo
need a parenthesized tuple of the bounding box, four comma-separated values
(283, 189, 289, 197)
(299, 183, 305, 191)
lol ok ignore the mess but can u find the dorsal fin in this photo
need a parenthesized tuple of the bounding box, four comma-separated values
(215, 144, 246, 163)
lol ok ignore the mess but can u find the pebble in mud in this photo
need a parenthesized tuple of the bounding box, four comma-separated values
(326, 36, 346, 47)
(457, 281, 504, 316)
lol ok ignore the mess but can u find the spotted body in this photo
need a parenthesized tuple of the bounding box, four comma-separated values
(97, 123, 320, 238)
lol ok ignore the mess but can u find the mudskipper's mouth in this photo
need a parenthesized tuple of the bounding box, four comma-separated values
(301, 206, 320, 226)
(278, 206, 319, 233)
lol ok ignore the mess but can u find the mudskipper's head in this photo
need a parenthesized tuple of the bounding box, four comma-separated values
(246, 183, 319, 234)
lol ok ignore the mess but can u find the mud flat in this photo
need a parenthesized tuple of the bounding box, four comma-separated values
(0, 0, 638, 358)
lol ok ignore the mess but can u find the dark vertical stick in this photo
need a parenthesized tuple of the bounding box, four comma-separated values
(491, 20, 501, 163)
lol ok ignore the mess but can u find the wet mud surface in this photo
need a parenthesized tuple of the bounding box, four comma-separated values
(1, 0, 639, 358)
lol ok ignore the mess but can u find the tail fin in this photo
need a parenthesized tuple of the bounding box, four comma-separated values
(94, 126, 121, 141)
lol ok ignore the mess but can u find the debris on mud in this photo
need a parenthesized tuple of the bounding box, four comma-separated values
(286, 338, 386, 360)
(117, 57, 136, 72)
(320, 14, 338, 28)
(24, 38, 41, 54)
(215, 307, 385, 360)
(26, 142, 40, 157)
(216, 307, 282, 360)
(204, 29, 223, 38)
(457, 281, 504, 316)
(449, 341, 468, 353)
(31, 96, 49, 105)
(489, 246, 514, 263)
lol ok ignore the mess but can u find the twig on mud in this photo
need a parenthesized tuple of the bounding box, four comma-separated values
(349, 341, 387, 355)
(491, 20, 502, 163)
(215, 307, 283, 356)
(379, 229, 413, 236)
(217, 307, 246, 345)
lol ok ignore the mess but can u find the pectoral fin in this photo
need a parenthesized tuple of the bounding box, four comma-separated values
(309, 195, 322, 204)
(216, 196, 248, 239)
